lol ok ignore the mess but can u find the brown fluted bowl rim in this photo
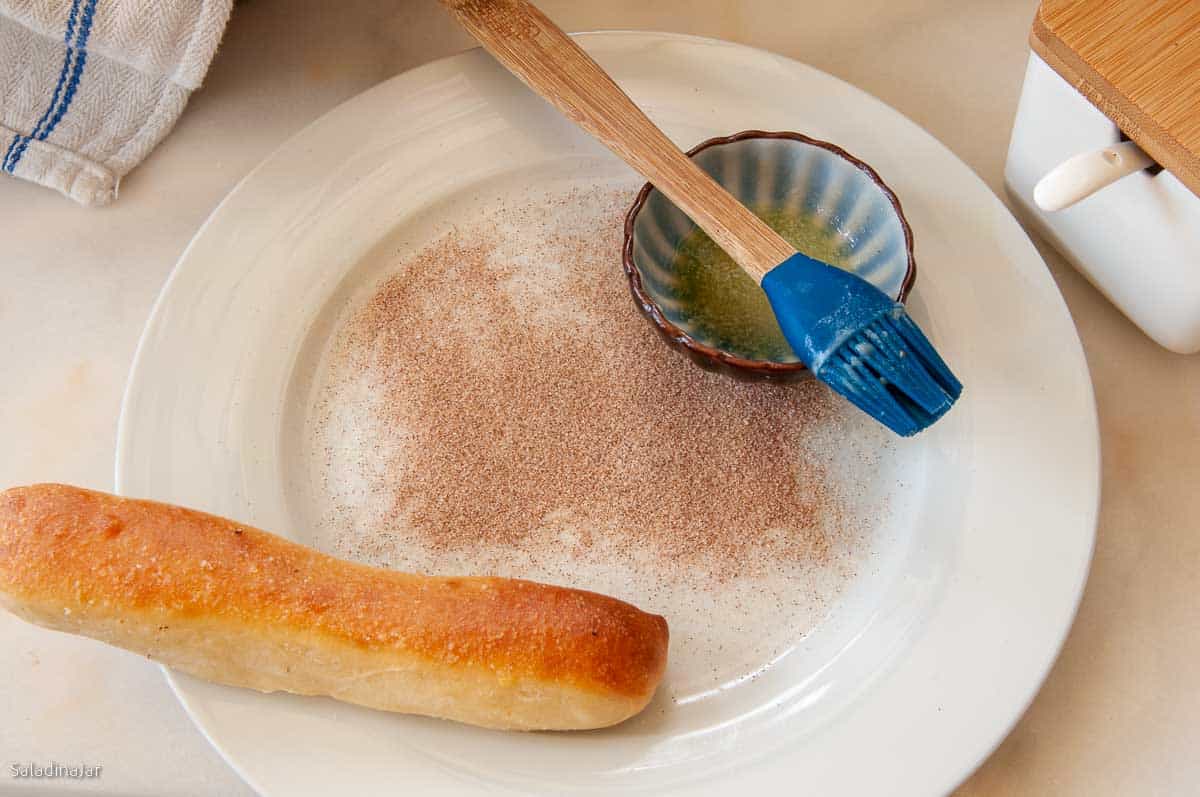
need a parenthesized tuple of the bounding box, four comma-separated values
(620, 130, 917, 381)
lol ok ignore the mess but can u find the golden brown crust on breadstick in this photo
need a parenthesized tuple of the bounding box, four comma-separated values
(0, 484, 668, 729)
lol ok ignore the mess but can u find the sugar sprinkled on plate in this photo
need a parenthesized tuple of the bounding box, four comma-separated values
(306, 183, 891, 697)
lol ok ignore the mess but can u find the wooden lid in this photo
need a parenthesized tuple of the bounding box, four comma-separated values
(1031, 0, 1200, 198)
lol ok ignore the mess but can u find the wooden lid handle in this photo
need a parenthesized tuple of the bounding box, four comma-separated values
(440, 0, 796, 282)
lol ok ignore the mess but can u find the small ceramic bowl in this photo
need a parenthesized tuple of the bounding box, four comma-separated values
(622, 130, 916, 381)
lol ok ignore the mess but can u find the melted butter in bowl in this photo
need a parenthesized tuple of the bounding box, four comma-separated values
(672, 208, 852, 363)
(623, 130, 916, 380)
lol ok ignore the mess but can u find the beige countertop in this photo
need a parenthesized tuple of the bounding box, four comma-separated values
(1, 1, 1196, 794)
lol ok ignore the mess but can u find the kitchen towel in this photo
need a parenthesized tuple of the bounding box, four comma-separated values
(0, 0, 233, 206)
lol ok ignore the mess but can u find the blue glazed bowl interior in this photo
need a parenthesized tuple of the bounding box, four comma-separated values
(628, 133, 912, 366)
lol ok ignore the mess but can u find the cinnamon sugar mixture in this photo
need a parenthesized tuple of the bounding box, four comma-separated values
(307, 184, 889, 694)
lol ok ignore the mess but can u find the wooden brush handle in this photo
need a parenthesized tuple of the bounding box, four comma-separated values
(440, 0, 795, 282)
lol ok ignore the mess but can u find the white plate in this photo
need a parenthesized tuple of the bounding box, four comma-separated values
(116, 32, 1098, 796)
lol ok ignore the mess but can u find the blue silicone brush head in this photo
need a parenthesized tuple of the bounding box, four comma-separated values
(761, 252, 962, 436)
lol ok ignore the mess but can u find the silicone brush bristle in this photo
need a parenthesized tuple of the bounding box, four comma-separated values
(816, 309, 962, 436)
(762, 252, 962, 436)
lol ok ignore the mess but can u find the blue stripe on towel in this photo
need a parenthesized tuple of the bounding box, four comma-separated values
(4, 0, 97, 174)
(2, 135, 20, 171)
(29, 0, 84, 139)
